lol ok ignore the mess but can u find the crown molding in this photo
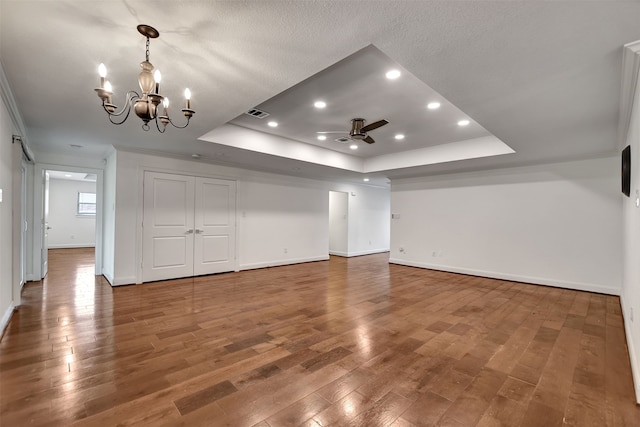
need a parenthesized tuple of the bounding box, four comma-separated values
(0, 60, 27, 140)
(619, 40, 640, 148)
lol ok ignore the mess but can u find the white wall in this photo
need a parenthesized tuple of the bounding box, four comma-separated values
(238, 180, 329, 269)
(329, 191, 349, 255)
(0, 88, 15, 331)
(102, 150, 116, 284)
(622, 68, 640, 403)
(391, 156, 622, 296)
(47, 178, 96, 248)
(110, 149, 390, 285)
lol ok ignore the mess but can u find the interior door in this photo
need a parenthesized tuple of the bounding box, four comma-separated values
(193, 177, 236, 276)
(142, 172, 195, 282)
(41, 172, 50, 278)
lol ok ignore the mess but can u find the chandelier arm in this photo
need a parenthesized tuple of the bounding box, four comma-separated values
(102, 91, 141, 118)
(107, 103, 133, 126)
(166, 116, 192, 129)
(154, 116, 167, 133)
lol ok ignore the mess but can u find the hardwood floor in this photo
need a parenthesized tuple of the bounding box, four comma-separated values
(1, 248, 638, 426)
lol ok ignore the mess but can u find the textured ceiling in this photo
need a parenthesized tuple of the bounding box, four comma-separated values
(1, 1, 639, 185)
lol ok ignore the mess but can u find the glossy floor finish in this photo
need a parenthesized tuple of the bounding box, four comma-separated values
(1, 249, 639, 426)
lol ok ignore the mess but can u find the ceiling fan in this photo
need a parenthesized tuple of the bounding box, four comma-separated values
(317, 118, 389, 144)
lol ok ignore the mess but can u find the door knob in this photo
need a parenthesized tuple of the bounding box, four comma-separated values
(195, 229, 203, 234)
(185, 229, 194, 234)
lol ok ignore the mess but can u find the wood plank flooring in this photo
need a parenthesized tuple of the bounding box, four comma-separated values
(1, 248, 638, 426)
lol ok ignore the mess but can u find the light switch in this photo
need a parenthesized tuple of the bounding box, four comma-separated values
(0, 188, 3, 202)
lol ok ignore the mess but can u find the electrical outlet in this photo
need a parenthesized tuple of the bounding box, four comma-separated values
(399, 247, 405, 253)
(369, 240, 372, 245)
(284, 248, 288, 254)
(432, 251, 438, 257)
(631, 307, 634, 322)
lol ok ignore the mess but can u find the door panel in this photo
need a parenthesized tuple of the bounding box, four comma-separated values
(152, 236, 189, 268)
(199, 235, 229, 263)
(143, 172, 195, 282)
(194, 177, 236, 276)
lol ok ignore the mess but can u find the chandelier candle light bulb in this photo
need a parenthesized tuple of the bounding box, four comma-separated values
(98, 63, 107, 88)
(184, 88, 191, 109)
(154, 70, 161, 94)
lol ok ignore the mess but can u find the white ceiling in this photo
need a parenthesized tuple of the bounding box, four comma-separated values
(2, 1, 639, 186)
(47, 170, 97, 182)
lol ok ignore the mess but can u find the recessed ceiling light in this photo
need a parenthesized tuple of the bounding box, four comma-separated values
(427, 102, 441, 110)
(64, 174, 72, 178)
(457, 119, 470, 126)
(267, 121, 278, 127)
(192, 154, 201, 159)
(385, 69, 401, 80)
(363, 178, 370, 182)
(394, 134, 405, 140)
(69, 144, 83, 148)
(350, 144, 358, 150)
(314, 101, 326, 109)
(317, 135, 327, 141)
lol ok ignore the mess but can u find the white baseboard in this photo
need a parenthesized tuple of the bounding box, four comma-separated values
(106, 275, 136, 287)
(329, 250, 348, 257)
(330, 248, 389, 257)
(620, 295, 640, 404)
(48, 244, 96, 249)
(347, 248, 389, 257)
(1, 303, 15, 339)
(239, 255, 329, 271)
(388, 258, 621, 296)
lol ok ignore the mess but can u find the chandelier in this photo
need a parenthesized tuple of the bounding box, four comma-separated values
(94, 25, 195, 132)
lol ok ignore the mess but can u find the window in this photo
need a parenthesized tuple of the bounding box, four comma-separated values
(77, 192, 96, 215)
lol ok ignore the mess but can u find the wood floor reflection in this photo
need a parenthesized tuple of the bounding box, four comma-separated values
(1, 248, 638, 426)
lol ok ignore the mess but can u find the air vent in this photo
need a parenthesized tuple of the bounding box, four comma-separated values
(245, 108, 270, 119)
(335, 137, 351, 143)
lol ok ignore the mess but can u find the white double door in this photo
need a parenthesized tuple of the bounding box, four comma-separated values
(143, 171, 236, 282)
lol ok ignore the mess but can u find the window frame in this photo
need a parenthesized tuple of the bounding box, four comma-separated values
(77, 191, 97, 216)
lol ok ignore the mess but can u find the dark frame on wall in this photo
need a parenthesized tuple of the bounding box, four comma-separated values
(622, 145, 631, 197)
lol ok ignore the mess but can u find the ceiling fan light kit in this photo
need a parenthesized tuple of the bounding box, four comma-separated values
(94, 24, 195, 132)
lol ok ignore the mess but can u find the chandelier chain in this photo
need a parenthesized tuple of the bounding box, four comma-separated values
(145, 37, 150, 62)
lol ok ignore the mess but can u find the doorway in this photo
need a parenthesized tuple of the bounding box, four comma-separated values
(33, 164, 103, 280)
(329, 191, 349, 256)
(42, 170, 97, 277)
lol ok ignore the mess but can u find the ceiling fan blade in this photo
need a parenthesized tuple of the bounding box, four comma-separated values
(361, 119, 389, 133)
(363, 135, 375, 144)
(316, 131, 347, 134)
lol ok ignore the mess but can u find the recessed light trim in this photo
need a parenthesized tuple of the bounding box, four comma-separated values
(394, 134, 405, 140)
(363, 178, 370, 182)
(385, 69, 401, 80)
(457, 119, 470, 126)
(427, 102, 441, 110)
(64, 174, 73, 178)
(267, 121, 278, 127)
(317, 135, 327, 141)
(350, 144, 358, 150)
(314, 101, 326, 109)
